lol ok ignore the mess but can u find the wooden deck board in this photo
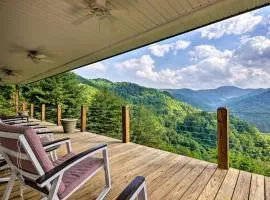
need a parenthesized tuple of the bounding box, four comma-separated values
(232, 171, 252, 200)
(163, 160, 208, 200)
(197, 168, 227, 200)
(215, 168, 239, 200)
(265, 176, 270, 200)
(0, 123, 268, 200)
(249, 173, 265, 200)
(179, 163, 217, 200)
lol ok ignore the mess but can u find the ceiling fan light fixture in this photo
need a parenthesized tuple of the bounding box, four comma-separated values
(27, 50, 48, 63)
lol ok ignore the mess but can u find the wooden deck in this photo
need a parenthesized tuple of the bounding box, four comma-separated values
(0, 123, 269, 200)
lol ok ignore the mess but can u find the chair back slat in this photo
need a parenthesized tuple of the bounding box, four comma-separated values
(0, 123, 53, 179)
(0, 131, 41, 176)
(0, 122, 66, 196)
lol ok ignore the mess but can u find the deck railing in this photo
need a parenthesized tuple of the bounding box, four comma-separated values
(22, 102, 231, 169)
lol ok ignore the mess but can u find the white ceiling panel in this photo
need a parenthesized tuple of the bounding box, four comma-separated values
(0, 0, 268, 84)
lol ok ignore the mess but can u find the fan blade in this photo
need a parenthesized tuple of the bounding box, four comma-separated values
(41, 59, 55, 63)
(73, 13, 94, 25)
(9, 44, 28, 54)
(110, 9, 128, 16)
(35, 54, 48, 59)
(102, 16, 118, 31)
(65, 0, 88, 14)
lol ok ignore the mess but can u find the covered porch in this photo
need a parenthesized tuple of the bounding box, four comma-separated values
(0, 121, 269, 200)
(1, 0, 270, 199)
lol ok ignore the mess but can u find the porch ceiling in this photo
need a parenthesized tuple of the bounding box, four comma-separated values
(0, 0, 269, 84)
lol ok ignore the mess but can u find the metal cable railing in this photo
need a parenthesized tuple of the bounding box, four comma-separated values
(86, 106, 122, 139)
(33, 105, 41, 120)
(229, 112, 270, 176)
(46, 104, 57, 124)
(130, 106, 218, 163)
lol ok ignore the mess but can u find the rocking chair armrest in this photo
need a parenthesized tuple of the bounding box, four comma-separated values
(116, 176, 146, 200)
(37, 144, 107, 187)
(2, 117, 27, 122)
(1, 116, 26, 121)
(42, 138, 71, 150)
(36, 131, 54, 136)
(23, 123, 40, 126)
(3, 120, 26, 125)
(32, 126, 47, 129)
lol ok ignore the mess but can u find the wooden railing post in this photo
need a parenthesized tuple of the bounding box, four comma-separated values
(81, 105, 87, 132)
(41, 104, 46, 121)
(30, 104, 34, 119)
(57, 104, 62, 126)
(15, 84, 19, 114)
(217, 107, 229, 169)
(22, 101, 27, 111)
(122, 105, 130, 143)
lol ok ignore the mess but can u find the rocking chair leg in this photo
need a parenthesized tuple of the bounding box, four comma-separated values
(3, 172, 16, 200)
(96, 148, 111, 200)
(18, 175, 25, 199)
(138, 183, 148, 200)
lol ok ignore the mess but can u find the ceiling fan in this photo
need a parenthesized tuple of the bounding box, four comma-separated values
(9, 45, 54, 64)
(0, 67, 21, 77)
(27, 50, 53, 64)
(70, 0, 128, 25)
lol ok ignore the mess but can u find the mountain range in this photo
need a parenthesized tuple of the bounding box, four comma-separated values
(164, 86, 270, 132)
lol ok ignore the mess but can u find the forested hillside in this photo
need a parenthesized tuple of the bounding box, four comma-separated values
(0, 72, 269, 176)
(166, 87, 270, 132)
(228, 90, 270, 132)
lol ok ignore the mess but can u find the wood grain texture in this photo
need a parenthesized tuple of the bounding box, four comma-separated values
(265, 176, 270, 200)
(0, 121, 267, 200)
(197, 168, 227, 200)
(164, 160, 208, 200)
(232, 171, 251, 200)
(122, 105, 130, 143)
(249, 173, 264, 200)
(217, 107, 229, 169)
(80, 105, 87, 132)
(41, 104, 46, 121)
(30, 103, 34, 119)
(179, 163, 217, 200)
(57, 104, 61, 126)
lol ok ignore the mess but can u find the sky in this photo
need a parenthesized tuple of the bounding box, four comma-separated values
(73, 6, 270, 90)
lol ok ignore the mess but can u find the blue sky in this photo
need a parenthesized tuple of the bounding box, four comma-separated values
(74, 6, 270, 90)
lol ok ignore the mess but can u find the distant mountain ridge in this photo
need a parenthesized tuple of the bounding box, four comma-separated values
(164, 86, 263, 110)
(164, 86, 270, 132)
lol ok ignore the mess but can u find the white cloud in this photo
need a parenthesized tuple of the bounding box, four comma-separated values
(199, 12, 263, 39)
(116, 55, 159, 81)
(175, 40, 191, 50)
(148, 44, 171, 57)
(262, 14, 270, 36)
(115, 36, 270, 89)
(233, 36, 270, 69)
(88, 62, 107, 72)
(148, 40, 191, 57)
(189, 45, 232, 61)
(73, 62, 107, 79)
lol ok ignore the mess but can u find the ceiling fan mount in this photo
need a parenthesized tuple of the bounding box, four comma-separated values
(0, 67, 19, 77)
(86, 0, 111, 18)
(27, 50, 49, 64)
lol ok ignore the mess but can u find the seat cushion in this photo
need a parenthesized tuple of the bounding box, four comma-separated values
(58, 155, 103, 199)
(53, 152, 76, 166)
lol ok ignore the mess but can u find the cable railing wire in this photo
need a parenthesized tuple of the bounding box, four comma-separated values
(86, 105, 122, 139)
